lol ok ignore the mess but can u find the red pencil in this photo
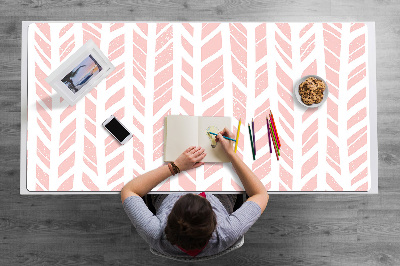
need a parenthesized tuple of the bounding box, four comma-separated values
(269, 114, 279, 149)
(270, 111, 281, 149)
(269, 119, 279, 161)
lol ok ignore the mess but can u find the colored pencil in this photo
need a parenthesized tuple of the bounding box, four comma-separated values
(266, 118, 272, 153)
(269, 119, 280, 160)
(207, 132, 236, 142)
(269, 113, 280, 148)
(270, 115, 280, 150)
(248, 124, 255, 160)
(270, 111, 281, 148)
(234, 119, 241, 153)
(270, 120, 279, 155)
(270, 124, 280, 160)
(252, 118, 256, 156)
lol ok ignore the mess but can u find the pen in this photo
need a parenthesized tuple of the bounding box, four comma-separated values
(252, 118, 256, 156)
(266, 118, 272, 153)
(248, 124, 255, 160)
(207, 132, 236, 142)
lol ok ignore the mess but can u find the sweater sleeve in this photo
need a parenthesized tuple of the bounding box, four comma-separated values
(218, 200, 262, 247)
(123, 195, 162, 245)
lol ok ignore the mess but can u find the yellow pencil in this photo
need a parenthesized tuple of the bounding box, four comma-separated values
(234, 118, 241, 153)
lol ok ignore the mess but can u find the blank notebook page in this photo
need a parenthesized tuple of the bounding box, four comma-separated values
(164, 116, 198, 162)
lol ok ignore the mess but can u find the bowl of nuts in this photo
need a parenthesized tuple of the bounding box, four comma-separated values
(294, 75, 329, 108)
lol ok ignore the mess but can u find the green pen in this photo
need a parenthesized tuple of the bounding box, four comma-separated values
(248, 124, 255, 160)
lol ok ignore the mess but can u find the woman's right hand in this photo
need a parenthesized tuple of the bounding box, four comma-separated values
(215, 128, 236, 157)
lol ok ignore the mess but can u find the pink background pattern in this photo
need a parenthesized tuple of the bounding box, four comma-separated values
(26, 22, 371, 192)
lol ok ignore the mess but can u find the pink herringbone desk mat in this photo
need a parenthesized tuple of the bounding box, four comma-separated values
(26, 22, 371, 192)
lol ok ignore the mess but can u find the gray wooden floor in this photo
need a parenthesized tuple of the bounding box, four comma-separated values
(1, 0, 399, 265)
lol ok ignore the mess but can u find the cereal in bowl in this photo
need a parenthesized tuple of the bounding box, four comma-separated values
(299, 77, 325, 105)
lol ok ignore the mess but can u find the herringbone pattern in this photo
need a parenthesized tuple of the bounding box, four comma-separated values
(26, 22, 371, 192)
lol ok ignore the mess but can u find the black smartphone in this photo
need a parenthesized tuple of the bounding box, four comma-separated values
(102, 115, 133, 144)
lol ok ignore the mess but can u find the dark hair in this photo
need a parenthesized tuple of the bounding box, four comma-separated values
(165, 194, 217, 250)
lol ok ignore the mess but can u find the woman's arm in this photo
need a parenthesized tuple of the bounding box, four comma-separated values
(121, 164, 171, 202)
(216, 128, 269, 213)
(228, 152, 269, 212)
(121, 146, 207, 203)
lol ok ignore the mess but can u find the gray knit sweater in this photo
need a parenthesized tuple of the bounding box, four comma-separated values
(123, 192, 261, 258)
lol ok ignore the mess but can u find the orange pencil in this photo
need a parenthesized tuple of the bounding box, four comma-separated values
(270, 111, 281, 149)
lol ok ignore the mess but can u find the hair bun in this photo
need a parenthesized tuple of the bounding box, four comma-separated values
(165, 194, 217, 250)
(177, 219, 188, 231)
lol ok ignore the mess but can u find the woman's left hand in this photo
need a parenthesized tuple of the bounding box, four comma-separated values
(174, 146, 207, 172)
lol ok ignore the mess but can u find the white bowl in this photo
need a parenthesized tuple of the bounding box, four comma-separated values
(293, 75, 329, 108)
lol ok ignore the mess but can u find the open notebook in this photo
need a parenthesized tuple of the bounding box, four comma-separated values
(164, 115, 232, 163)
